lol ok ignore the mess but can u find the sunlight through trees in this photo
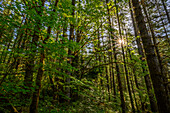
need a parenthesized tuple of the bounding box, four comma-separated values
(0, 0, 169, 112)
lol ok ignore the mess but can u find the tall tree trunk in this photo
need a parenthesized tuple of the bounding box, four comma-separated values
(113, 43, 126, 113)
(59, 21, 67, 103)
(67, 0, 75, 101)
(142, 1, 170, 100)
(131, 0, 170, 112)
(115, 0, 135, 111)
(130, 71, 139, 112)
(110, 45, 117, 96)
(109, 40, 116, 96)
(129, 0, 159, 112)
(23, 2, 45, 110)
(120, 42, 135, 113)
(154, 0, 170, 45)
(23, 21, 39, 111)
(106, 0, 126, 112)
(29, 1, 59, 112)
(124, 28, 141, 112)
(104, 51, 110, 101)
(97, 22, 103, 101)
(106, 0, 117, 96)
(160, 0, 170, 23)
(30, 52, 45, 113)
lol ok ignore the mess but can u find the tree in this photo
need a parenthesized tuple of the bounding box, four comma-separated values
(131, 0, 170, 112)
(0, 0, 169, 112)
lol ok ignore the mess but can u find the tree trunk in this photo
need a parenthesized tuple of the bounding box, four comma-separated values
(160, 0, 170, 23)
(121, 42, 135, 113)
(104, 51, 110, 101)
(115, 0, 135, 111)
(29, 1, 58, 112)
(67, 0, 75, 101)
(129, 0, 159, 112)
(106, 0, 126, 112)
(106, 0, 117, 96)
(131, 0, 170, 112)
(30, 52, 45, 113)
(154, 0, 170, 45)
(142, 1, 170, 102)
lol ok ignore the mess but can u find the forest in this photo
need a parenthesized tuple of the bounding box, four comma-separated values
(0, 0, 169, 113)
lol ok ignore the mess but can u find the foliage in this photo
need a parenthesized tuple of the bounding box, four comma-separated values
(0, 0, 169, 112)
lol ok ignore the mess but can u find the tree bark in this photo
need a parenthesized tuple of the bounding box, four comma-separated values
(142, 1, 170, 101)
(131, 0, 170, 112)
(129, 0, 159, 112)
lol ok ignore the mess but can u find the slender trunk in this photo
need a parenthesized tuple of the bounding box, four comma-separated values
(106, 0, 116, 96)
(154, 0, 170, 45)
(104, 51, 110, 101)
(125, 41, 139, 111)
(106, 0, 126, 112)
(110, 48, 116, 96)
(58, 18, 67, 103)
(24, 29, 38, 107)
(121, 43, 135, 113)
(49, 73, 56, 100)
(130, 72, 139, 112)
(67, 0, 75, 100)
(127, 40, 143, 112)
(113, 46, 126, 113)
(97, 24, 103, 101)
(161, 0, 170, 23)
(109, 50, 114, 95)
(23, 2, 45, 109)
(71, 1, 81, 100)
(30, 52, 45, 113)
(115, 0, 135, 111)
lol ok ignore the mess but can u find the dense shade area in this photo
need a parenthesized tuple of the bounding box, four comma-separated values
(0, 0, 169, 113)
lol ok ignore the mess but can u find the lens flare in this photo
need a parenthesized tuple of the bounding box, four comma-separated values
(118, 39, 124, 44)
